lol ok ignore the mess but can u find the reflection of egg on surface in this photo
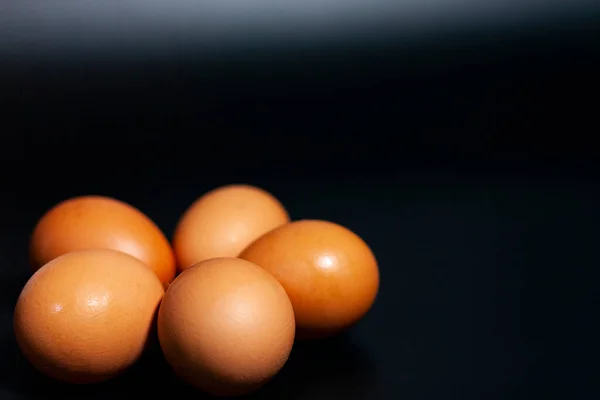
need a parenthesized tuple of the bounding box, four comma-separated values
(14, 249, 164, 384)
(172, 184, 289, 271)
(29, 195, 176, 287)
(240, 220, 379, 339)
(158, 257, 295, 397)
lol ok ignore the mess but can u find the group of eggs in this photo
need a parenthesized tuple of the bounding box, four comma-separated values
(14, 184, 380, 396)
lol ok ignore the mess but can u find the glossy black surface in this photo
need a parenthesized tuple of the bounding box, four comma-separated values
(1, 2, 598, 399)
(2, 167, 599, 399)
(0, 1, 593, 58)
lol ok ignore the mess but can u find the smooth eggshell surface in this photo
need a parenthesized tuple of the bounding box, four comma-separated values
(29, 195, 176, 286)
(158, 257, 295, 396)
(14, 249, 165, 384)
(239, 220, 379, 339)
(172, 184, 289, 271)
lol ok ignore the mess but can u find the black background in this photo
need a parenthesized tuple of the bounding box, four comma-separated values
(1, 3, 599, 399)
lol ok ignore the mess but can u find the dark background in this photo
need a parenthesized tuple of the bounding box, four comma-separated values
(1, 1, 599, 399)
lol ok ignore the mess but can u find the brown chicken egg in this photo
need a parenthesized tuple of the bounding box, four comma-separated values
(239, 220, 379, 339)
(14, 249, 165, 384)
(29, 195, 176, 287)
(172, 184, 289, 271)
(158, 257, 295, 396)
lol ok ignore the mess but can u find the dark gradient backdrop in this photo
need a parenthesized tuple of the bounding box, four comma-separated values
(1, 1, 599, 399)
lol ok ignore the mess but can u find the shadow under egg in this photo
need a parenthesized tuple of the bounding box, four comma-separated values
(1, 330, 165, 400)
(246, 333, 377, 400)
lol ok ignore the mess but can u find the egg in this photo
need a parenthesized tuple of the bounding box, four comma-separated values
(30, 195, 176, 287)
(239, 220, 379, 339)
(157, 257, 295, 396)
(172, 184, 289, 271)
(14, 249, 165, 384)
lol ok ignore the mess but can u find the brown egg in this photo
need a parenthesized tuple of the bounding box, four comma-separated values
(30, 195, 176, 287)
(172, 184, 289, 271)
(239, 220, 379, 339)
(158, 257, 295, 396)
(14, 249, 165, 384)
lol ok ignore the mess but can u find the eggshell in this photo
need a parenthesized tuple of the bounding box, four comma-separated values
(239, 220, 379, 339)
(172, 184, 289, 271)
(13, 249, 165, 384)
(158, 257, 295, 396)
(30, 195, 176, 286)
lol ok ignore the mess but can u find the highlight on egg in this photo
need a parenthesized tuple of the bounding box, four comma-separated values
(14, 249, 165, 384)
(158, 257, 295, 396)
(14, 183, 382, 394)
(172, 184, 290, 271)
(240, 219, 380, 339)
(29, 195, 176, 287)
